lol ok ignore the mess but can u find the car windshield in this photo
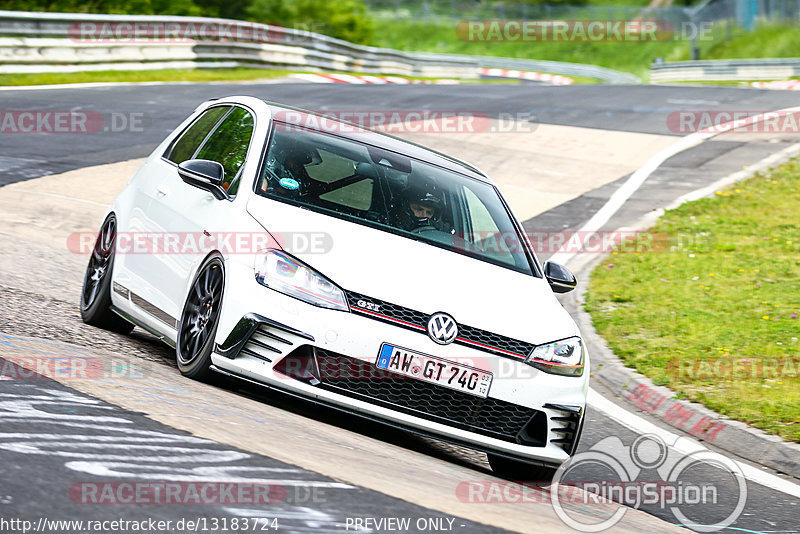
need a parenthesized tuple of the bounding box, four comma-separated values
(255, 123, 534, 276)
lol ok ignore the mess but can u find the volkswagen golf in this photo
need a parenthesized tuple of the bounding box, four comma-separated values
(80, 96, 588, 481)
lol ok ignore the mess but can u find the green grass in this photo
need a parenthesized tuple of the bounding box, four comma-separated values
(371, 19, 685, 79)
(0, 67, 533, 87)
(4, 24, 795, 87)
(0, 68, 295, 86)
(585, 159, 800, 442)
(369, 20, 800, 79)
(701, 23, 800, 60)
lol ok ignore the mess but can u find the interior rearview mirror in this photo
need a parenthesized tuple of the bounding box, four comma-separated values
(543, 261, 577, 293)
(177, 159, 227, 200)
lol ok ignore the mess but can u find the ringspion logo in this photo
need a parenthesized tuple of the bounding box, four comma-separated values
(550, 435, 747, 532)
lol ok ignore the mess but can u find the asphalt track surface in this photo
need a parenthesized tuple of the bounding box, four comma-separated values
(3, 83, 800, 185)
(1, 82, 799, 533)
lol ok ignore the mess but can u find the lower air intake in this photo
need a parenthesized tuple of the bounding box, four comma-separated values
(314, 349, 545, 445)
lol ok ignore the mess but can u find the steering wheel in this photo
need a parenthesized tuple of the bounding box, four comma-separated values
(410, 224, 437, 235)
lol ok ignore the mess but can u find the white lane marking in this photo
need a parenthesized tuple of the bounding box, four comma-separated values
(66, 463, 354, 487)
(662, 141, 800, 210)
(588, 388, 800, 499)
(65, 462, 354, 488)
(624, 141, 800, 242)
(0, 433, 209, 442)
(549, 104, 800, 266)
(548, 134, 703, 266)
(667, 98, 720, 105)
(0, 441, 249, 462)
(8, 189, 108, 207)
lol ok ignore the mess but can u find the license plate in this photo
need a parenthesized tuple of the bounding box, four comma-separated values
(376, 343, 493, 398)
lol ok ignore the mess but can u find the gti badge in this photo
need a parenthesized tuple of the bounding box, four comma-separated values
(357, 299, 380, 312)
(427, 312, 458, 345)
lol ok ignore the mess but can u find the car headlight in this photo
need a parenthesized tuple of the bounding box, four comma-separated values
(254, 250, 349, 311)
(526, 336, 584, 376)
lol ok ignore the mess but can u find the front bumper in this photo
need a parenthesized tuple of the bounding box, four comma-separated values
(211, 259, 588, 465)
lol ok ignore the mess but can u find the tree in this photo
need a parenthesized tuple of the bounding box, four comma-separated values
(247, 0, 375, 44)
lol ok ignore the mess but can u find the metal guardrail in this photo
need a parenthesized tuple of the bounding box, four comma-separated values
(651, 58, 800, 82)
(0, 10, 640, 84)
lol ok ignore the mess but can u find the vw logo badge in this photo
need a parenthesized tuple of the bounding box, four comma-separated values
(427, 312, 458, 345)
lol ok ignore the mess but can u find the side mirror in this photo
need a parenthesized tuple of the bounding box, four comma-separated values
(543, 261, 577, 294)
(177, 159, 228, 200)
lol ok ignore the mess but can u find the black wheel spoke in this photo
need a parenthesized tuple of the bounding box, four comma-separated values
(190, 334, 201, 358)
(193, 282, 204, 300)
(178, 259, 223, 368)
(85, 283, 98, 306)
(82, 217, 116, 309)
(203, 268, 213, 294)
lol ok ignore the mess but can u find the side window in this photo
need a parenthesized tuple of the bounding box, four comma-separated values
(167, 106, 230, 164)
(195, 107, 255, 191)
(463, 186, 516, 266)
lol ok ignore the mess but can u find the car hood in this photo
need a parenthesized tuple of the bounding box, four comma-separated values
(247, 197, 578, 345)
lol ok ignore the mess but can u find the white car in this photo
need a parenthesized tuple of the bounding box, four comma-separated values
(81, 96, 588, 480)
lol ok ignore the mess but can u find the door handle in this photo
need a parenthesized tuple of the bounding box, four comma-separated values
(156, 184, 170, 197)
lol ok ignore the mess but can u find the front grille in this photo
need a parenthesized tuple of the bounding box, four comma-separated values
(345, 290, 534, 360)
(345, 291, 428, 330)
(314, 350, 544, 444)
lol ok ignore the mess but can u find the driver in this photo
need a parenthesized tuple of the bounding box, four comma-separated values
(392, 181, 444, 232)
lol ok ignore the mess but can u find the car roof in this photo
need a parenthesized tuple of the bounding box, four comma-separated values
(262, 101, 493, 184)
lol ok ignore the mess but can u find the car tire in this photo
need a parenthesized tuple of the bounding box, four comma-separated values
(176, 254, 225, 380)
(80, 213, 135, 334)
(487, 453, 559, 483)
